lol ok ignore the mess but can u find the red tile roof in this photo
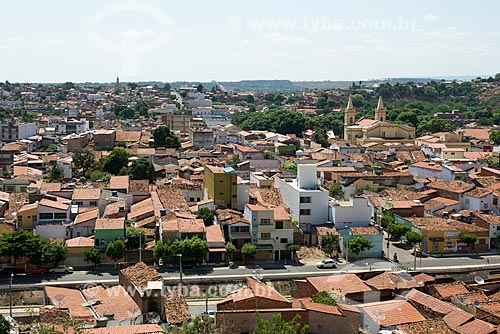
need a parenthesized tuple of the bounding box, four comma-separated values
(95, 218, 125, 230)
(433, 282, 470, 299)
(306, 274, 372, 295)
(87, 324, 164, 334)
(359, 300, 426, 327)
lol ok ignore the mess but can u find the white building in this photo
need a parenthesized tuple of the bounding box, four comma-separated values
(187, 92, 212, 108)
(328, 197, 373, 229)
(274, 164, 329, 232)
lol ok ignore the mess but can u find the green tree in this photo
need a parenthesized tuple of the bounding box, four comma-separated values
(0, 230, 40, 267)
(225, 242, 237, 261)
(73, 148, 96, 178)
(45, 164, 64, 182)
(82, 247, 102, 268)
(135, 100, 150, 117)
(311, 289, 345, 306)
(490, 130, 500, 145)
(286, 244, 301, 261)
(102, 147, 130, 175)
(348, 236, 374, 256)
(163, 82, 171, 91)
(281, 161, 297, 173)
(0, 315, 10, 334)
(30, 239, 67, 266)
(106, 240, 125, 266)
(380, 215, 395, 229)
(405, 231, 422, 246)
(153, 240, 173, 263)
(329, 183, 344, 199)
(312, 128, 329, 148)
(227, 155, 242, 168)
(152, 125, 180, 148)
(129, 158, 155, 183)
(45, 144, 58, 152)
(388, 222, 410, 242)
(197, 83, 204, 92)
(169, 315, 224, 334)
(460, 232, 478, 252)
(321, 233, 339, 257)
(197, 208, 216, 226)
(242, 243, 257, 260)
(254, 314, 308, 334)
(125, 226, 146, 250)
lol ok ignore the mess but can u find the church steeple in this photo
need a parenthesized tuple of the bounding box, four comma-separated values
(374, 96, 386, 122)
(344, 96, 356, 126)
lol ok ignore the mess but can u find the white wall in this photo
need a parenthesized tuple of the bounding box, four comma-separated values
(18, 123, 37, 140)
(329, 197, 372, 228)
(34, 224, 68, 239)
(237, 182, 250, 211)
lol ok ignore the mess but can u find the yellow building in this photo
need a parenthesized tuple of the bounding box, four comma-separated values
(16, 202, 38, 230)
(344, 96, 415, 146)
(204, 165, 237, 209)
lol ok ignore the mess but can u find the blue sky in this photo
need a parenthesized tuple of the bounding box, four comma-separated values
(0, 0, 499, 83)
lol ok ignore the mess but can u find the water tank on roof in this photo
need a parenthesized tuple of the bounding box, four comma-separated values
(160, 209, 167, 216)
(111, 190, 118, 197)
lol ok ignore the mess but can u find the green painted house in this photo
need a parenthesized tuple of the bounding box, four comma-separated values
(94, 218, 125, 248)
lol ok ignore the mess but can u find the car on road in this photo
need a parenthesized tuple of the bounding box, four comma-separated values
(207, 310, 216, 319)
(27, 267, 48, 275)
(0, 267, 17, 276)
(48, 265, 74, 274)
(316, 259, 337, 268)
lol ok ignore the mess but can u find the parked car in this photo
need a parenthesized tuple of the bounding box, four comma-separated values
(316, 259, 337, 268)
(27, 267, 48, 275)
(0, 268, 17, 276)
(207, 310, 216, 319)
(48, 265, 74, 274)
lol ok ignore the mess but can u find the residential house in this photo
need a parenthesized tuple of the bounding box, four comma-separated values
(16, 201, 38, 230)
(118, 262, 166, 317)
(244, 203, 294, 260)
(94, 129, 116, 150)
(189, 127, 214, 150)
(94, 218, 125, 248)
(72, 188, 101, 208)
(73, 209, 99, 237)
(462, 188, 494, 212)
(65, 236, 95, 267)
(233, 144, 264, 161)
(328, 197, 373, 229)
(38, 195, 71, 224)
(474, 212, 500, 248)
(205, 224, 226, 263)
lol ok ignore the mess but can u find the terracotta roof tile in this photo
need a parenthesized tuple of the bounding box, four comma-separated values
(65, 236, 94, 248)
(109, 175, 129, 191)
(455, 318, 497, 334)
(88, 324, 164, 334)
(205, 224, 225, 244)
(365, 272, 424, 290)
(120, 262, 163, 293)
(359, 300, 426, 327)
(95, 218, 125, 230)
(44, 286, 94, 322)
(72, 188, 101, 201)
(82, 285, 141, 323)
(128, 198, 154, 220)
(434, 282, 470, 299)
(397, 320, 456, 334)
(74, 209, 99, 225)
(405, 289, 455, 316)
(306, 274, 372, 295)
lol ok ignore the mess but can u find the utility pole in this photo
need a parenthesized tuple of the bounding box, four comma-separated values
(9, 273, 14, 317)
(177, 254, 183, 287)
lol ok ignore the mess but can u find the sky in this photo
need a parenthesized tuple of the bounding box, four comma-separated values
(0, 0, 499, 83)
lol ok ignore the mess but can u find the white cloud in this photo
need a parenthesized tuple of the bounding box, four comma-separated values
(262, 32, 310, 45)
(423, 14, 440, 22)
(240, 39, 253, 47)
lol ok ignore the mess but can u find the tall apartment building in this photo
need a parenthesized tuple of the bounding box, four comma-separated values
(0, 121, 37, 142)
(161, 109, 193, 132)
(204, 165, 237, 209)
(275, 164, 329, 233)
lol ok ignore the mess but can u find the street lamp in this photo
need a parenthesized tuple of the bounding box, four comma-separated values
(9, 273, 13, 317)
(345, 225, 350, 272)
(177, 254, 183, 287)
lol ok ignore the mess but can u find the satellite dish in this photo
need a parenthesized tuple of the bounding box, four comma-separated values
(473, 300, 480, 307)
(145, 312, 161, 324)
(417, 281, 424, 285)
(475, 276, 485, 285)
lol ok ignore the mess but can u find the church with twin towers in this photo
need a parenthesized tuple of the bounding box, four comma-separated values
(343, 96, 416, 146)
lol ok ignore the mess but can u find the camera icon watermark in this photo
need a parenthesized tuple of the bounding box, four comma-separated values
(86, 1, 175, 77)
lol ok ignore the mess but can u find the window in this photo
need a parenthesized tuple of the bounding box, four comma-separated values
(494, 198, 498, 206)
(74, 201, 83, 206)
(260, 219, 271, 225)
(39, 213, 53, 220)
(189, 198, 194, 202)
(261, 233, 271, 239)
(300, 209, 311, 216)
(54, 213, 67, 220)
(89, 201, 98, 206)
(300, 197, 311, 203)
(275, 221, 283, 229)
(280, 238, 288, 244)
(479, 238, 486, 245)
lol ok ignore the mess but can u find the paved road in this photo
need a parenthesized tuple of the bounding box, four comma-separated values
(2, 244, 500, 289)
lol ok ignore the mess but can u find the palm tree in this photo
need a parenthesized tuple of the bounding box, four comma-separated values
(46, 164, 64, 182)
